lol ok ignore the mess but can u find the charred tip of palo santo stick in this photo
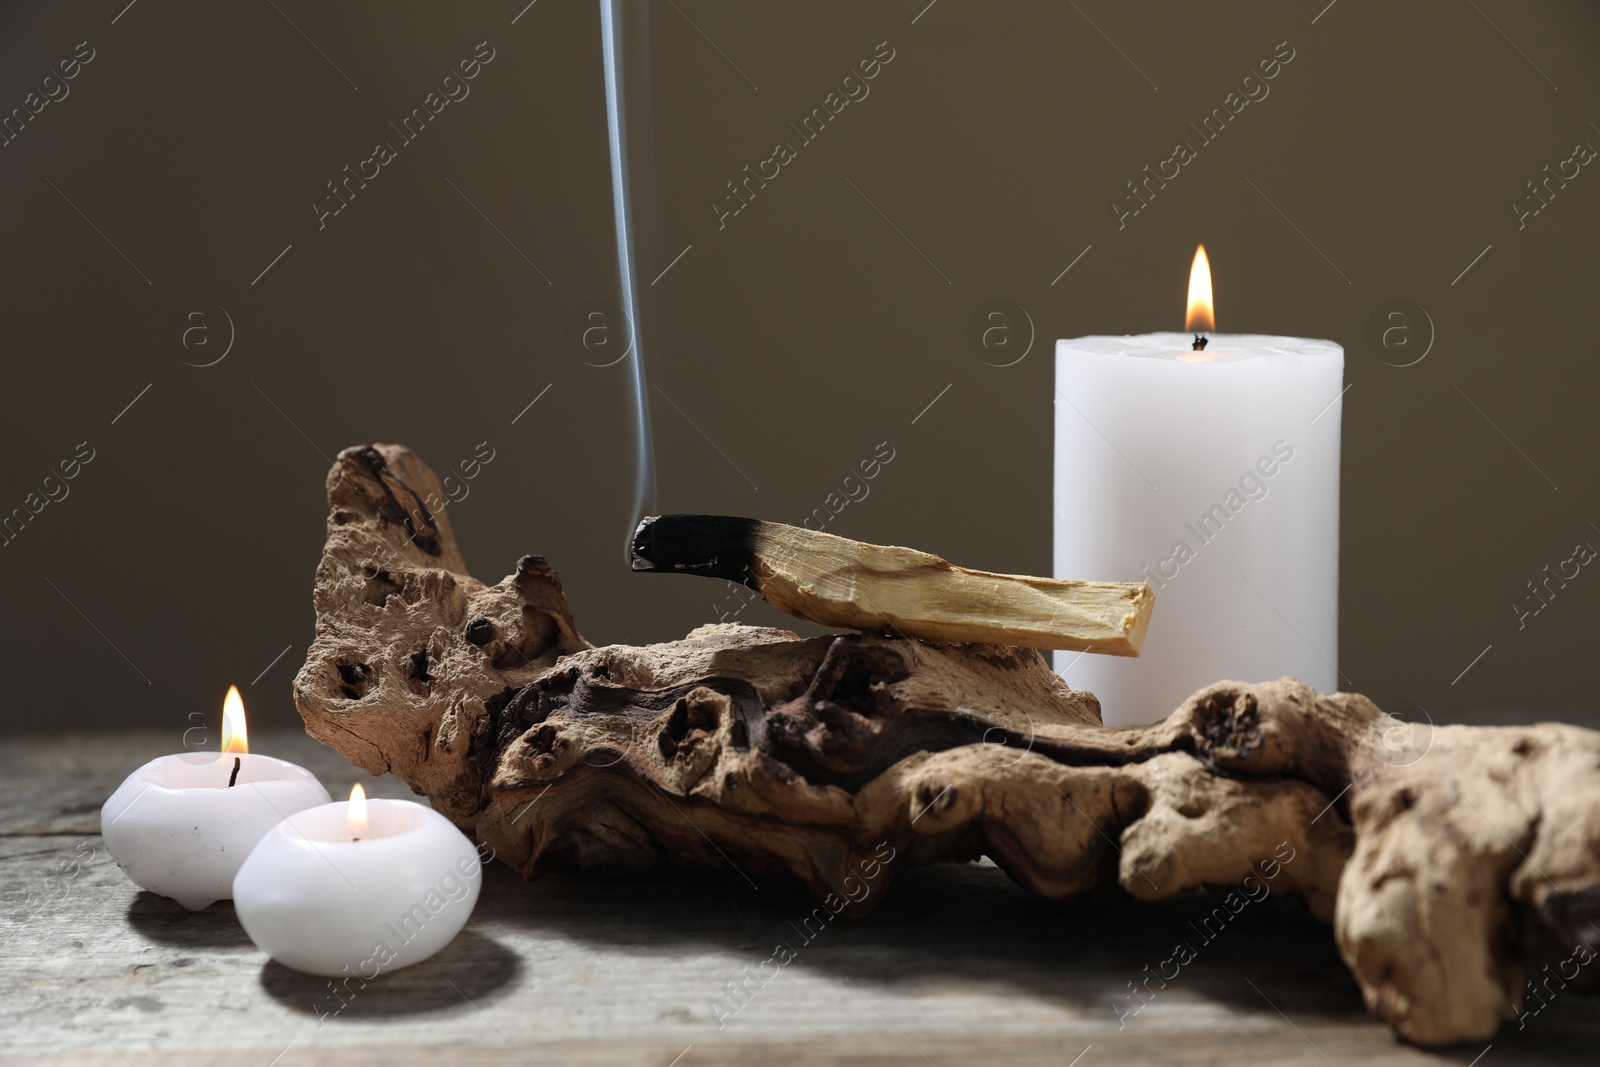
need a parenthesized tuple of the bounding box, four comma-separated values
(630, 515, 761, 584)
(631, 514, 1154, 656)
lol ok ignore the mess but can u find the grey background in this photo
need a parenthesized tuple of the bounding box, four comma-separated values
(2, 0, 1596, 735)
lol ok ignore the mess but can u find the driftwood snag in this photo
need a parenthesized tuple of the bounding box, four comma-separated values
(295, 444, 1600, 1048)
(632, 514, 1155, 655)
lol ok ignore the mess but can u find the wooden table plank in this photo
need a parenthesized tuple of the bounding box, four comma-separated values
(2, 731, 1595, 1065)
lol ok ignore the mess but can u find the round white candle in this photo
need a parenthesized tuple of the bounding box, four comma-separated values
(1054, 331, 1343, 725)
(101, 750, 331, 911)
(232, 788, 481, 977)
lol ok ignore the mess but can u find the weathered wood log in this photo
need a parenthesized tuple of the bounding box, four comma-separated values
(295, 444, 1600, 1048)
(631, 514, 1154, 655)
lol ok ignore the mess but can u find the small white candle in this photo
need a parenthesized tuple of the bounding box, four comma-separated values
(1054, 247, 1343, 725)
(232, 784, 482, 977)
(101, 687, 331, 910)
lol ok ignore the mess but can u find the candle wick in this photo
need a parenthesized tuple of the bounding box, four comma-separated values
(228, 756, 241, 788)
(1191, 334, 1209, 352)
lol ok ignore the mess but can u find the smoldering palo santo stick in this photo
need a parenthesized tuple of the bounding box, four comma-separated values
(631, 515, 1154, 655)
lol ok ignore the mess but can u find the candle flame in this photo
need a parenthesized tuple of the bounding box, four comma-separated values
(1185, 244, 1215, 334)
(346, 783, 368, 838)
(221, 686, 248, 755)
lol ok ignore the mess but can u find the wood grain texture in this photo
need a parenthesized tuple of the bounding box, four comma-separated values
(287, 444, 1600, 1050)
(631, 514, 1155, 654)
(3, 733, 1598, 1065)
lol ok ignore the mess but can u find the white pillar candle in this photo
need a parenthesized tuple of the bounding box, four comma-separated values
(1053, 255, 1343, 725)
(232, 785, 482, 978)
(101, 687, 330, 910)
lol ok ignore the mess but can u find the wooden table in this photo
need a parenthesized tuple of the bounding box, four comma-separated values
(4, 728, 1595, 1066)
